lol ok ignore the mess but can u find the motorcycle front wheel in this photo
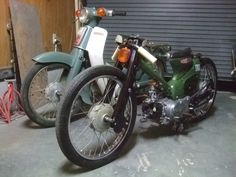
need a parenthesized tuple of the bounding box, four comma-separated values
(56, 65, 136, 169)
(21, 63, 70, 127)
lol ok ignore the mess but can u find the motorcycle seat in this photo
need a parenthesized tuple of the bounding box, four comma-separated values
(172, 47, 192, 58)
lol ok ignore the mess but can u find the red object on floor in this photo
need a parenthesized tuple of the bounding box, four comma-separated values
(0, 82, 23, 123)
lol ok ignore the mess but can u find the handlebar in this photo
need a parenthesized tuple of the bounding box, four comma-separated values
(158, 52, 171, 59)
(112, 10, 126, 16)
(76, 7, 127, 25)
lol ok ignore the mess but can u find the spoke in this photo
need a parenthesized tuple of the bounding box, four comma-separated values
(195, 98, 211, 108)
(89, 78, 120, 105)
(88, 150, 92, 157)
(32, 96, 48, 108)
(93, 139, 98, 158)
(76, 119, 94, 138)
(89, 82, 101, 104)
(99, 84, 116, 103)
(48, 110, 53, 119)
(71, 102, 89, 117)
(50, 101, 58, 110)
(77, 104, 89, 114)
(38, 70, 49, 85)
(93, 130, 103, 156)
(30, 94, 45, 101)
(30, 88, 45, 93)
(99, 135, 105, 155)
(54, 69, 65, 83)
(72, 98, 89, 113)
(72, 111, 89, 116)
(50, 103, 58, 118)
(101, 131, 110, 150)
(80, 132, 96, 153)
(94, 130, 102, 145)
(204, 67, 207, 80)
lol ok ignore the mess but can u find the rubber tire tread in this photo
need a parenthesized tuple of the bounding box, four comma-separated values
(21, 63, 70, 127)
(56, 65, 137, 169)
(197, 57, 218, 119)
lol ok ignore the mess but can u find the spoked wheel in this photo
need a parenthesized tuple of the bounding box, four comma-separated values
(56, 66, 136, 169)
(191, 58, 217, 118)
(21, 63, 70, 127)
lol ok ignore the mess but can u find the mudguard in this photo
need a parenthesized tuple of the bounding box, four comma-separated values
(32, 51, 73, 67)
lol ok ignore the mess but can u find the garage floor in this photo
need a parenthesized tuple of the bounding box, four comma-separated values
(0, 91, 236, 177)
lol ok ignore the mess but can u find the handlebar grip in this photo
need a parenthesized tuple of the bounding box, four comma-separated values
(138, 46, 157, 63)
(162, 45, 172, 52)
(112, 10, 126, 16)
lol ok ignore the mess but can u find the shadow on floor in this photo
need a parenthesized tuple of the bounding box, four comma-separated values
(57, 105, 218, 174)
(21, 119, 50, 129)
(60, 161, 92, 174)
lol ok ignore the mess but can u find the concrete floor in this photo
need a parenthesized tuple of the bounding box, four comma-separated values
(0, 91, 236, 177)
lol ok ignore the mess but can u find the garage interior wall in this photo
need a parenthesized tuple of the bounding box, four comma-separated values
(0, 0, 75, 69)
(87, 0, 236, 81)
(0, 0, 11, 69)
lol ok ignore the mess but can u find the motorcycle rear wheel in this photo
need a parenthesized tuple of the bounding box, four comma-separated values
(21, 63, 70, 127)
(192, 58, 217, 118)
(56, 65, 136, 169)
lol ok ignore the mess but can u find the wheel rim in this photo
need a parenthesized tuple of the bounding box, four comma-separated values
(68, 75, 133, 160)
(193, 63, 217, 117)
(28, 64, 69, 121)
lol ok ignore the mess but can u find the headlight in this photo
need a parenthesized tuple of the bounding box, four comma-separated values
(115, 35, 123, 44)
(79, 8, 89, 24)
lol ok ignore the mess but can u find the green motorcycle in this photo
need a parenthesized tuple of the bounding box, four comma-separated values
(56, 26, 217, 168)
(20, 7, 126, 127)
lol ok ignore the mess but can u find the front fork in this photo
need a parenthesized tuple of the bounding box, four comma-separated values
(66, 48, 85, 82)
(112, 49, 138, 133)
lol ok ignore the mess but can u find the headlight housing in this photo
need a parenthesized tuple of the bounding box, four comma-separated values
(79, 8, 89, 24)
(115, 35, 123, 44)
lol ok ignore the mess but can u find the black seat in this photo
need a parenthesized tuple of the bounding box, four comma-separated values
(172, 47, 192, 58)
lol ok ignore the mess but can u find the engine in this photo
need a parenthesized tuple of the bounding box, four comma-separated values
(141, 86, 190, 124)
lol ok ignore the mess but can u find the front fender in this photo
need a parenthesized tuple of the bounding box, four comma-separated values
(32, 51, 73, 67)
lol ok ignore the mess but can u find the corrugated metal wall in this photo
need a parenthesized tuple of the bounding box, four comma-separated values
(87, 0, 236, 81)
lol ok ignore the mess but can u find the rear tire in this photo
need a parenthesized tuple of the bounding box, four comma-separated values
(56, 65, 137, 168)
(192, 58, 217, 119)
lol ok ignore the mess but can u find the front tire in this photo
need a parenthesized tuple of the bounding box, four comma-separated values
(21, 63, 70, 127)
(56, 65, 137, 168)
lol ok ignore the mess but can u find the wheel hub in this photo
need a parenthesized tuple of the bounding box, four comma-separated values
(88, 103, 114, 133)
(45, 82, 64, 102)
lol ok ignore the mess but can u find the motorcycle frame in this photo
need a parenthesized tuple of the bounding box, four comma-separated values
(112, 44, 200, 132)
(139, 57, 200, 99)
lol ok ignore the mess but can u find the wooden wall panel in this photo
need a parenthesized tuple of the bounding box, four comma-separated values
(10, 0, 45, 81)
(0, 0, 75, 69)
(0, 0, 11, 69)
(21, 0, 75, 52)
